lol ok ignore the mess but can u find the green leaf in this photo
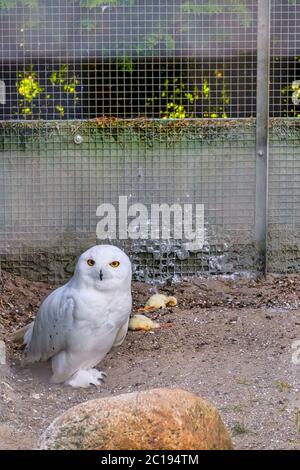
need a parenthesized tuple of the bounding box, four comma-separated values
(0, 0, 38, 8)
(79, 0, 134, 8)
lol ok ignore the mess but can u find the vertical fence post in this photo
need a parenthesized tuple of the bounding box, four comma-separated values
(255, 0, 270, 275)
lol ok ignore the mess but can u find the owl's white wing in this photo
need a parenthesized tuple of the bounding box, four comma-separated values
(24, 285, 75, 364)
(112, 319, 130, 348)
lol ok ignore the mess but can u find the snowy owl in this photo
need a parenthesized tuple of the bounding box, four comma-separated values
(22, 245, 132, 388)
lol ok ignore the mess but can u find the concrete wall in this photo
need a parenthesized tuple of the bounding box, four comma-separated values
(268, 120, 300, 273)
(0, 119, 299, 282)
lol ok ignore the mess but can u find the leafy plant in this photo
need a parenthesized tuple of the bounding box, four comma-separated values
(79, 0, 134, 8)
(280, 55, 300, 118)
(16, 64, 80, 117)
(0, 0, 37, 8)
(49, 64, 80, 116)
(50, 64, 79, 95)
(159, 78, 200, 118)
(0, 0, 134, 8)
(181, 0, 253, 28)
(136, 33, 176, 55)
(117, 55, 135, 74)
(145, 64, 230, 119)
(232, 421, 248, 436)
(182, 0, 248, 15)
(16, 67, 44, 115)
(274, 380, 292, 392)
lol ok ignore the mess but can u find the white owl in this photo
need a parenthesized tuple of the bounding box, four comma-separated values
(22, 245, 132, 388)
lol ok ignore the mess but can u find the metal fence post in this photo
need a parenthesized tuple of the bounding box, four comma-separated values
(255, 0, 270, 275)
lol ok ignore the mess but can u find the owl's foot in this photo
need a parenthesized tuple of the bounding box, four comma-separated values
(87, 368, 107, 382)
(65, 369, 106, 388)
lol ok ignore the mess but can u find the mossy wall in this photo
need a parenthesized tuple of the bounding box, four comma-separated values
(268, 120, 300, 273)
(0, 118, 299, 282)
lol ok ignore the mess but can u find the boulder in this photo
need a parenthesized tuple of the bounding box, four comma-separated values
(40, 388, 233, 450)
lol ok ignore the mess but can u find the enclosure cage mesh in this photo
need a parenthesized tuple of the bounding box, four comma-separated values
(0, 0, 299, 282)
(268, 0, 300, 273)
(0, 0, 258, 120)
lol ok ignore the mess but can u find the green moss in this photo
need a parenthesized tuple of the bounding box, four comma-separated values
(0, 117, 257, 148)
(270, 118, 300, 141)
(1, 116, 299, 156)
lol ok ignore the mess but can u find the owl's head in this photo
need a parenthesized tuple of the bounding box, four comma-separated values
(74, 245, 132, 291)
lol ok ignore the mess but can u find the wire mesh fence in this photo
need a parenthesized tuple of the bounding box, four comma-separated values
(268, 0, 300, 273)
(0, 0, 299, 282)
(0, 0, 258, 120)
(0, 118, 257, 283)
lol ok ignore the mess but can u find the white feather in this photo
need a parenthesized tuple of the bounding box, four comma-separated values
(24, 245, 132, 388)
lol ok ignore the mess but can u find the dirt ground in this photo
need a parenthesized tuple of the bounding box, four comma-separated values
(1, 271, 300, 450)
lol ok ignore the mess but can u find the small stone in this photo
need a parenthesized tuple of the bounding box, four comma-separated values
(0, 341, 6, 365)
(31, 393, 40, 400)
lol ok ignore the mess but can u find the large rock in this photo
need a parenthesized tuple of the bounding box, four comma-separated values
(40, 388, 233, 450)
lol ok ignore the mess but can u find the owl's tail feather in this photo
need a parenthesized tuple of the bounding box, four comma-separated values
(10, 321, 34, 345)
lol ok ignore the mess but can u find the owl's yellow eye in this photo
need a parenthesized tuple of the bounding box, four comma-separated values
(87, 259, 95, 267)
(110, 261, 120, 268)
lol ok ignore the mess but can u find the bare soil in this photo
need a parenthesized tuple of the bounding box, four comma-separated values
(1, 271, 300, 450)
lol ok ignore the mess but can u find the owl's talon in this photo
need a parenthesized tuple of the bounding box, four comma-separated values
(90, 381, 100, 387)
(65, 369, 106, 388)
(88, 368, 107, 382)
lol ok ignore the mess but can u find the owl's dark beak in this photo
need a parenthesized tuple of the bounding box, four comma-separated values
(99, 269, 103, 281)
